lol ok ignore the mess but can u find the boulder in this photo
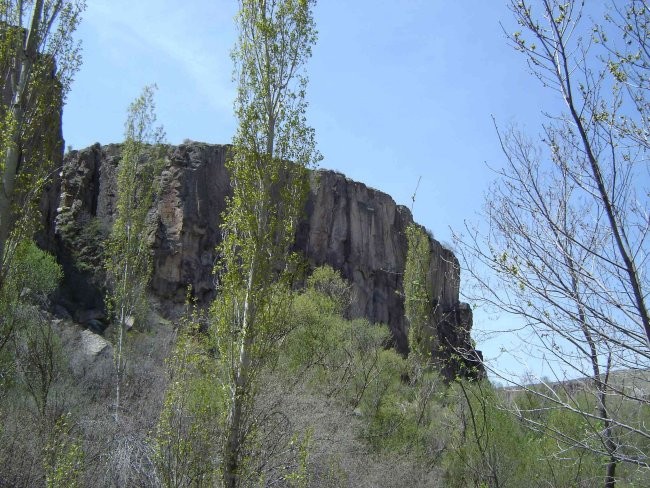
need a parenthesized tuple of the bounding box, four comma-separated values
(79, 329, 111, 359)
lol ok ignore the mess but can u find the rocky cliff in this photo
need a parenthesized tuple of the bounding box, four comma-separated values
(40, 142, 482, 378)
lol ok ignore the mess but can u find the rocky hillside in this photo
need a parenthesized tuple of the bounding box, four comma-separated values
(39, 142, 481, 378)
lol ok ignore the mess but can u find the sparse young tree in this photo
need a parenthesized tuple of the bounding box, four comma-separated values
(214, 0, 320, 485)
(454, 1, 650, 484)
(43, 413, 84, 488)
(155, 296, 222, 487)
(106, 85, 165, 421)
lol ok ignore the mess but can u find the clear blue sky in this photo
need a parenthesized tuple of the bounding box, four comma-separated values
(63, 0, 567, 380)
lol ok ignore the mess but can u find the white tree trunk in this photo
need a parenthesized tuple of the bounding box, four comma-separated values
(0, 0, 44, 271)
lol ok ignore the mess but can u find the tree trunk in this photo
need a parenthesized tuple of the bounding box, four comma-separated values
(0, 0, 44, 274)
(223, 259, 256, 488)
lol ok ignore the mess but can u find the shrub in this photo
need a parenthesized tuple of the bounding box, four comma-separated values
(155, 308, 223, 486)
(44, 414, 84, 488)
(443, 381, 537, 488)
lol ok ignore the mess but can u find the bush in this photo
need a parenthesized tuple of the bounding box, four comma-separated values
(283, 267, 449, 464)
(44, 414, 84, 488)
(1, 240, 64, 417)
(442, 381, 535, 488)
(1, 239, 62, 358)
(155, 309, 223, 486)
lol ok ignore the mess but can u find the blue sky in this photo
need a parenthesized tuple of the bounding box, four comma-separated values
(63, 0, 570, 380)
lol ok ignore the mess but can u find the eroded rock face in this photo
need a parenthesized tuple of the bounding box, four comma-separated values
(151, 144, 230, 303)
(41, 142, 482, 378)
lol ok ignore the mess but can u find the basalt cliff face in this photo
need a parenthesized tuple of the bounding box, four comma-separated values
(40, 142, 482, 378)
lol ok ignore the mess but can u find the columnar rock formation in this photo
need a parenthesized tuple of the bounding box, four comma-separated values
(40, 142, 482, 378)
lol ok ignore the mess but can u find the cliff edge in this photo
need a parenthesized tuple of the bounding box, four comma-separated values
(40, 142, 482, 378)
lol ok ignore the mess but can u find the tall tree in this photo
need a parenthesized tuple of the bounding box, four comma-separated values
(0, 0, 84, 284)
(106, 85, 165, 421)
(404, 223, 434, 367)
(214, 1, 319, 486)
(455, 1, 650, 485)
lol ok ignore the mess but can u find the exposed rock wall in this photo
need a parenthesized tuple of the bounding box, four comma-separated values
(41, 142, 482, 376)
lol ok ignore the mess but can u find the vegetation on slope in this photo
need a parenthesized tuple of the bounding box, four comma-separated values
(3, 263, 650, 486)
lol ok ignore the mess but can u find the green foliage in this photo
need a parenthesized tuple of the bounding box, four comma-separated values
(0, 1, 85, 279)
(509, 383, 650, 486)
(106, 85, 165, 421)
(440, 381, 650, 487)
(357, 348, 409, 444)
(306, 265, 351, 315)
(284, 274, 650, 486)
(443, 381, 534, 488)
(58, 215, 108, 276)
(404, 223, 434, 365)
(282, 266, 353, 379)
(216, 0, 320, 485)
(106, 84, 166, 328)
(284, 428, 313, 488)
(10, 239, 63, 296)
(155, 303, 223, 487)
(534, 405, 605, 486)
(0, 240, 62, 394)
(362, 368, 449, 461)
(283, 267, 448, 460)
(43, 414, 84, 488)
(0, 241, 66, 484)
(284, 273, 398, 409)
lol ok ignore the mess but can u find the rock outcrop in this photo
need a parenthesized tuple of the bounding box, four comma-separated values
(40, 142, 482, 378)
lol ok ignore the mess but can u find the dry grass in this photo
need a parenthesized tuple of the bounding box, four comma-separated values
(258, 374, 444, 487)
